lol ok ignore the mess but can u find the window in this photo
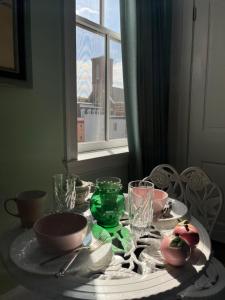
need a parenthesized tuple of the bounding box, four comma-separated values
(76, 0, 127, 153)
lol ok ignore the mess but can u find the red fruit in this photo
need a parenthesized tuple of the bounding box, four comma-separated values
(160, 234, 191, 266)
(173, 220, 199, 248)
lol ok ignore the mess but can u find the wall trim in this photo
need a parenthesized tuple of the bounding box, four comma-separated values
(62, 0, 77, 161)
(168, 0, 194, 171)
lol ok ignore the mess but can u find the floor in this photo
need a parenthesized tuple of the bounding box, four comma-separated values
(212, 240, 225, 265)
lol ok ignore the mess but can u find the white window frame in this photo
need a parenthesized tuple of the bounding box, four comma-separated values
(63, 0, 127, 163)
(62, 0, 128, 163)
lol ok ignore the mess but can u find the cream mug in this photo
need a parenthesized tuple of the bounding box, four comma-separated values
(4, 190, 47, 228)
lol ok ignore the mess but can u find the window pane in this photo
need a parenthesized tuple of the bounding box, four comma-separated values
(76, 0, 100, 24)
(76, 26, 105, 143)
(104, 0, 120, 33)
(109, 40, 127, 140)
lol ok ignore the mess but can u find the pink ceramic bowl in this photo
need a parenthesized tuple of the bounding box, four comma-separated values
(33, 212, 88, 254)
(153, 189, 168, 215)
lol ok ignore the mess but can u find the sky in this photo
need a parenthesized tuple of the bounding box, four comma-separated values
(76, 0, 121, 33)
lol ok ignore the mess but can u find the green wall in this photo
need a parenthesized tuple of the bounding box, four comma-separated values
(0, 0, 66, 294)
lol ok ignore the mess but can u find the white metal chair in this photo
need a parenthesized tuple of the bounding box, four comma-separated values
(178, 166, 225, 299)
(180, 167, 223, 235)
(143, 163, 185, 203)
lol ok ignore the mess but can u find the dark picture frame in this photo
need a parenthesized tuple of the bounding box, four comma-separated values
(0, 0, 26, 80)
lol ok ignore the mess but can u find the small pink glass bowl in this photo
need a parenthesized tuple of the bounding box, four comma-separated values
(153, 189, 168, 215)
(33, 212, 88, 254)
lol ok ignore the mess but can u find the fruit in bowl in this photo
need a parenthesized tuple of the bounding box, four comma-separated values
(153, 189, 168, 215)
(75, 177, 93, 205)
(173, 220, 199, 248)
(33, 212, 88, 254)
(160, 234, 191, 266)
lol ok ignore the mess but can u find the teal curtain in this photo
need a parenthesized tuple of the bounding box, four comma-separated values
(120, 0, 171, 179)
(120, 0, 143, 179)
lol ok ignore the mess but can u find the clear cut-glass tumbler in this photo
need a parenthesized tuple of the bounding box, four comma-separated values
(128, 180, 154, 239)
(53, 174, 77, 212)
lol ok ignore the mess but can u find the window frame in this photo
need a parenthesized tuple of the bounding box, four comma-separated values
(63, 0, 127, 164)
(76, 2, 127, 153)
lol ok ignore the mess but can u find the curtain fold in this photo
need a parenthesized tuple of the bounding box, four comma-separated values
(120, 0, 171, 179)
(120, 0, 143, 180)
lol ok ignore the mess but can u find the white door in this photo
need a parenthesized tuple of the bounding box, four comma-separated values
(188, 0, 225, 237)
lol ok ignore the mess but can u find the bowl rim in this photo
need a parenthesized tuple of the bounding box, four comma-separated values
(33, 212, 88, 238)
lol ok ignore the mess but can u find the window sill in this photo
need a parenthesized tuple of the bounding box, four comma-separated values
(78, 146, 129, 161)
(66, 146, 129, 177)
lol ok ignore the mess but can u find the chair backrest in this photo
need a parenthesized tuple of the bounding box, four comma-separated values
(180, 166, 223, 235)
(143, 164, 185, 203)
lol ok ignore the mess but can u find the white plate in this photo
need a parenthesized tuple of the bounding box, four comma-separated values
(10, 225, 112, 276)
(153, 198, 188, 229)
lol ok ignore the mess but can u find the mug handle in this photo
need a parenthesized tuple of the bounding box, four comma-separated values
(4, 198, 20, 217)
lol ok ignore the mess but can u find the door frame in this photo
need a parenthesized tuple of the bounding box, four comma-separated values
(168, 0, 194, 171)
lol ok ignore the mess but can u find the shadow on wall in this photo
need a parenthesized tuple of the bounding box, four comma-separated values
(0, 197, 18, 294)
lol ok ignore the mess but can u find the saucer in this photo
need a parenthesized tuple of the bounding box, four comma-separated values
(10, 225, 112, 276)
(153, 198, 188, 230)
